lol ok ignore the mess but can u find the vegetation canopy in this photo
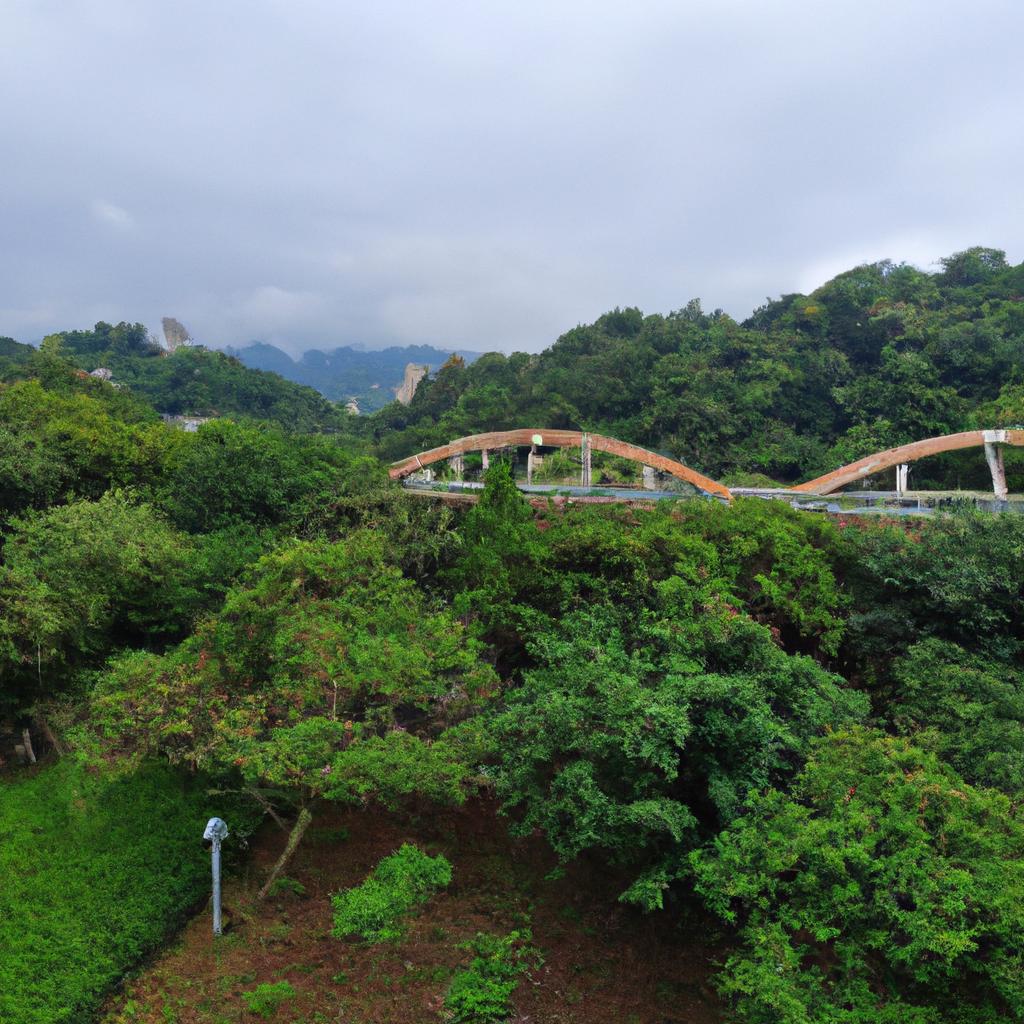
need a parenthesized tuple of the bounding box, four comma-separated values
(5, 250, 1024, 1023)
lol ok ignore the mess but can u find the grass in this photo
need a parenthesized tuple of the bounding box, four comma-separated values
(0, 759, 252, 1024)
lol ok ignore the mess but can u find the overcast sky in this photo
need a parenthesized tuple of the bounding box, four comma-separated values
(2, 0, 1022, 355)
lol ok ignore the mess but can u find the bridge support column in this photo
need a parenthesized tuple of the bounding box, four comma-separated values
(984, 442, 1008, 500)
(481, 448, 489, 471)
(526, 445, 536, 486)
(642, 466, 656, 490)
(896, 463, 909, 496)
(449, 453, 464, 481)
(581, 433, 591, 488)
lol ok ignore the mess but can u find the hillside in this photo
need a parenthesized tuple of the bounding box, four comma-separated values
(4, 249, 1024, 1024)
(40, 323, 355, 434)
(225, 342, 483, 412)
(369, 247, 1024, 489)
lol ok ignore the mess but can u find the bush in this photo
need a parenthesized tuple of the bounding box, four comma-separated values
(889, 638, 1024, 794)
(241, 980, 296, 1018)
(691, 729, 1024, 1023)
(444, 931, 540, 1023)
(331, 844, 452, 942)
(266, 876, 306, 899)
(490, 606, 867, 908)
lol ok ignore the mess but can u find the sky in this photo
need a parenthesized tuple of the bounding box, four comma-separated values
(2, 0, 1022, 355)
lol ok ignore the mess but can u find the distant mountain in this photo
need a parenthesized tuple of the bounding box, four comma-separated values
(223, 343, 483, 412)
(48, 322, 352, 434)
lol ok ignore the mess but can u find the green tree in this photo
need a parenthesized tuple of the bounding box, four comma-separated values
(442, 461, 552, 663)
(692, 729, 1024, 1023)
(0, 492, 200, 716)
(89, 533, 497, 895)
(489, 605, 866, 910)
(158, 419, 381, 532)
(889, 639, 1024, 794)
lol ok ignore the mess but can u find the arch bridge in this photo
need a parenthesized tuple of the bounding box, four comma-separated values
(388, 428, 734, 500)
(793, 429, 1024, 499)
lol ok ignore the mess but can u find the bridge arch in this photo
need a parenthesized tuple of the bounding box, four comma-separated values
(389, 428, 733, 500)
(793, 429, 1024, 495)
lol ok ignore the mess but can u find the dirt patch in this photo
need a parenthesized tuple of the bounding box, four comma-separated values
(102, 799, 724, 1023)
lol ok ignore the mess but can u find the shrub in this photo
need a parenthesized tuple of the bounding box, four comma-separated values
(490, 606, 867, 908)
(266, 876, 306, 898)
(444, 931, 540, 1023)
(889, 638, 1024, 794)
(241, 980, 296, 1018)
(331, 844, 452, 942)
(691, 729, 1024, 1023)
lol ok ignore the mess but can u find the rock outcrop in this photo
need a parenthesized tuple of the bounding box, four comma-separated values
(394, 363, 429, 405)
(162, 317, 192, 352)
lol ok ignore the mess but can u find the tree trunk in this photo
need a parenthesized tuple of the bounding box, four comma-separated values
(246, 786, 287, 831)
(36, 715, 69, 757)
(257, 806, 313, 901)
(21, 729, 37, 765)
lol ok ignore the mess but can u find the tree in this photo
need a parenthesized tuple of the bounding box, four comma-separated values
(889, 638, 1024, 794)
(692, 729, 1024, 1023)
(158, 419, 382, 533)
(937, 247, 1008, 288)
(0, 492, 201, 717)
(442, 460, 552, 665)
(0, 380, 168, 517)
(89, 533, 497, 895)
(489, 603, 866, 910)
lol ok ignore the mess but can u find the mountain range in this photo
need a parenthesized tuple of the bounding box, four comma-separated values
(223, 342, 483, 412)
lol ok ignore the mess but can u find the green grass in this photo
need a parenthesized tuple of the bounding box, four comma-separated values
(241, 981, 296, 1018)
(0, 759, 252, 1024)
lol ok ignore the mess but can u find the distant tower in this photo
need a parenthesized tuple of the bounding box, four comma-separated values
(162, 317, 192, 352)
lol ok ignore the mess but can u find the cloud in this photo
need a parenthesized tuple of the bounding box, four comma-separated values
(0, 1, 1022, 352)
(91, 199, 134, 230)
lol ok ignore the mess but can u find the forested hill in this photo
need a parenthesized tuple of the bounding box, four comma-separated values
(224, 342, 483, 411)
(11, 323, 353, 434)
(369, 247, 1024, 486)
(5, 245, 1023, 480)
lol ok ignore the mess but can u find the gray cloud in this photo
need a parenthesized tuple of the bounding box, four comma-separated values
(2, 0, 1022, 354)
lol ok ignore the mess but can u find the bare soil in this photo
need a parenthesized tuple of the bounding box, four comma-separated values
(101, 799, 725, 1024)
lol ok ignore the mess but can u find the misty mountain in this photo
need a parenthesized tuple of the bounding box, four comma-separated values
(224, 343, 483, 412)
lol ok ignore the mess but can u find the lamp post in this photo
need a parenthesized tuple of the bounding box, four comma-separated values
(202, 817, 229, 936)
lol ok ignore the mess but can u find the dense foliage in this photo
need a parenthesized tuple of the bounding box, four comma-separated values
(369, 248, 1024, 488)
(692, 730, 1024, 1023)
(51, 322, 353, 433)
(331, 844, 453, 942)
(5, 252, 1024, 1022)
(0, 760, 252, 1024)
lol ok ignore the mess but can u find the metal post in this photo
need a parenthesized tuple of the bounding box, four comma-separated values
(203, 817, 229, 937)
(212, 836, 222, 935)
